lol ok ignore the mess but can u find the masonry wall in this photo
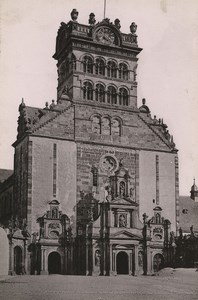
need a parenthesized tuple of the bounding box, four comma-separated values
(76, 142, 138, 203)
(30, 136, 76, 233)
(139, 150, 177, 231)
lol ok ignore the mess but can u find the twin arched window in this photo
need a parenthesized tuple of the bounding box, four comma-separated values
(95, 84, 105, 102)
(95, 58, 105, 76)
(119, 63, 128, 80)
(83, 82, 93, 100)
(119, 88, 128, 106)
(107, 61, 117, 78)
(83, 82, 129, 106)
(81, 56, 129, 80)
(107, 86, 117, 104)
(83, 56, 93, 73)
(92, 115, 121, 136)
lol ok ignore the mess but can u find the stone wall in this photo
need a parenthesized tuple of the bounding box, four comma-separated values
(30, 137, 76, 233)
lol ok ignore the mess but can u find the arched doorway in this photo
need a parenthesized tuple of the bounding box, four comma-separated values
(116, 251, 129, 274)
(153, 253, 164, 272)
(48, 252, 61, 274)
(14, 246, 22, 275)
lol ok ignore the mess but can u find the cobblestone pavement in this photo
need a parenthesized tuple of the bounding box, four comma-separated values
(0, 269, 197, 300)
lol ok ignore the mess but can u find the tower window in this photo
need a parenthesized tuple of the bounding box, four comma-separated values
(82, 56, 93, 73)
(107, 61, 117, 78)
(119, 63, 129, 80)
(95, 58, 105, 76)
(95, 84, 105, 103)
(107, 86, 117, 104)
(83, 81, 93, 100)
(119, 88, 129, 106)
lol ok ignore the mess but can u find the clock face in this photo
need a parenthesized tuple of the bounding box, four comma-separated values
(95, 27, 115, 45)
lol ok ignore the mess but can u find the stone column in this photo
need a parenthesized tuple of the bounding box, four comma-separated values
(8, 240, 13, 275)
(147, 246, 152, 274)
(133, 245, 139, 276)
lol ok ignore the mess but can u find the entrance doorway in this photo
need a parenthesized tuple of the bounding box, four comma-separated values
(116, 251, 129, 274)
(153, 253, 164, 272)
(14, 246, 22, 275)
(48, 252, 61, 274)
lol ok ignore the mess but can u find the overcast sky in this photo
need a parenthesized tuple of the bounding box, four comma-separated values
(0, 0, 198, 195)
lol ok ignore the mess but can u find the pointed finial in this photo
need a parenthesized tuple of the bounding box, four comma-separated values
(142, 98, 146, 105)
(19, 97, 26, 111)
(193, 178, 196, 185)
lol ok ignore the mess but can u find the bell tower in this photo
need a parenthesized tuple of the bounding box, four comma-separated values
(53, 9, 142, 109)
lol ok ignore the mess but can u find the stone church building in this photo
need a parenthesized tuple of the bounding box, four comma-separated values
(0, 9, 179, 276)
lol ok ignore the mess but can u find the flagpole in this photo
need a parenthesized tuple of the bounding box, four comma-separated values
(104, 0, 106, 19)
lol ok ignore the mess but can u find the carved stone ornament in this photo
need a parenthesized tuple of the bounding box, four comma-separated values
(95, 27, 115, 45)
(100, 155, 117, 173)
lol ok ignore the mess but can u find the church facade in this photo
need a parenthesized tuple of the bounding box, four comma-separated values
(0, 9, 179, 276)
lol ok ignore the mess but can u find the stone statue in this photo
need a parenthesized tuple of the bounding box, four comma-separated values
(89, 13, 96, 25)
(114, 19, 121, 30)
(130, 22, 137, 34)
(71, 9, 78, 22)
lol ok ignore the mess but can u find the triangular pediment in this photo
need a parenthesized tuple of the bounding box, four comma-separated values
(110, 230, 142, 240)
(111, 197, 138, 206)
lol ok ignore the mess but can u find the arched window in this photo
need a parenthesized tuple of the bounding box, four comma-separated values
(119, 63, 128, 80)
(107, 86, 117, 104)
(71, 54, 76, 70)
(83, 82, 93, 100)
(95, 58, 105, 76)
(82, 56, 93, 73)
(95, 84, 105, 102)
(92, 167, 98, 187)
(92, 115, 101, 134)
(111, 118, 121, 136)
(101, 117, 111, 135)
(119, 88, 129, 106)
(107, 61, 117, 78)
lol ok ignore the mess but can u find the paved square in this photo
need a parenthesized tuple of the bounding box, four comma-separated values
(0, 269, 197, 300)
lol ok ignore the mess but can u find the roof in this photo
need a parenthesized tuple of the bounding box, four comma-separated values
(179, 196, 198, 233)
(0, 169, 13, 183)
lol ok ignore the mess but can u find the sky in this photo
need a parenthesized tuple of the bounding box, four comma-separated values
(0, 0, 198, 195)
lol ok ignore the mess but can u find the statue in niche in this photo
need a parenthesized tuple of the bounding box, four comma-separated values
(119, 214, 126, 227)
(119, 181, 125, 196)
(52, 207, 58, 219)
(155, 213, 161, 224)
(95, 250, 101, 266)
(138, 251, 143, 267)
(130, 186, 135, 200)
